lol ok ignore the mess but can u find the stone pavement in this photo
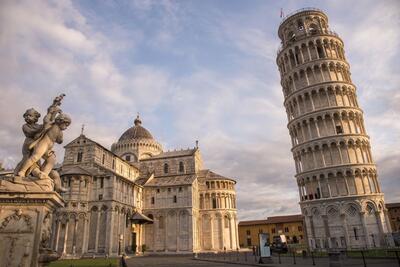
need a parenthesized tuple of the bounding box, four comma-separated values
(125, 254, 400, 267)
(125, 255, 258, 267)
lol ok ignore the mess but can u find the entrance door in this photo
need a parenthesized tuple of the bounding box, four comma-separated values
(132, 232, 137, 253)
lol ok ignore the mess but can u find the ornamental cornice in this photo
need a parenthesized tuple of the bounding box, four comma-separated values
(291, 133, 371, 152)
(281, 58, 350, 81)
(283, 80, 356, 103)
(295, 163, 377, 179)
(300, 194, 386, 214)
(287, 107, 364, 129)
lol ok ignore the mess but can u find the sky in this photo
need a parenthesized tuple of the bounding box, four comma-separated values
(0, 0, 399, 221)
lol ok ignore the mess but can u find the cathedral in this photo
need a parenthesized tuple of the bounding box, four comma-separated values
(51, 116, 239, 258)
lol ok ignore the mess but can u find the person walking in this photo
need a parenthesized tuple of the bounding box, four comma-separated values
(120, 254, 128, 267)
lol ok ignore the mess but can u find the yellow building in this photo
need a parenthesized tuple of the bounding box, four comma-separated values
(238, 215, 305, 248)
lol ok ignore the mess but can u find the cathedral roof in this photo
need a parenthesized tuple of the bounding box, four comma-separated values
(144, 174, 197, 186)
(140, 148, 197, 161)
(60, 165, 94, 176)
(118, 115, 154, 141)
(238, 214, 303, 226)
(197, 169, 236, 183)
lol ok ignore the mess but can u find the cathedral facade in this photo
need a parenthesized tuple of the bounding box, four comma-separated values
(51, 116, 239, 258)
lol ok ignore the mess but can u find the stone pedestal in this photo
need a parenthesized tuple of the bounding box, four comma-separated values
(0, 190, 64, 267)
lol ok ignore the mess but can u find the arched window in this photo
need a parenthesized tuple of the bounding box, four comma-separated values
(212, 196, 217, 209)
(179, 162, 184, 173)
(224, 216, 230, 228)
(309, 23, 318, 35)
(77, 151, 83, 162)
(164, 163, 169, 174)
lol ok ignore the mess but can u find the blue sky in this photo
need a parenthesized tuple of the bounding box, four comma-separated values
(0, 0, 399, 220)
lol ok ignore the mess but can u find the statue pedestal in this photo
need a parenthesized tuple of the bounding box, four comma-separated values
(0, 189, 64, 267)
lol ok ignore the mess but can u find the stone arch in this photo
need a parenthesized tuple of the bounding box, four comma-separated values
(201, 214, 212, 250)
(178, 210, 190, 251)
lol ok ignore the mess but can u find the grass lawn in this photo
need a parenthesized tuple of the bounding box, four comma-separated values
(48, 258, 118, 267)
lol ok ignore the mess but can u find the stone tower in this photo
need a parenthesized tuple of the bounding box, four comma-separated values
(276, 8, 393, 249)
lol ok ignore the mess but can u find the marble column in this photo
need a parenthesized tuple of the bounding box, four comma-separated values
(360, 212, 371, 248)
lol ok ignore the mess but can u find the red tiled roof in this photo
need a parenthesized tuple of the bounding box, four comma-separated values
(239, 214, 303, 226)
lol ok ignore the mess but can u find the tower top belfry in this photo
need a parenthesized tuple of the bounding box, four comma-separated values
(276, 8, 394, 249)
(278, 8, 329, 43)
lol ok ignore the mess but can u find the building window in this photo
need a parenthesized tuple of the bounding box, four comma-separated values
(246, 230, 251, 235)
(112, 159, 115, 169)
(100, 177, 104, 188)
(212, 197, 217, 209)
(157, 188, 160, 193)
(77, 151, 83, 162)
(164, 163, 169, 174)
(336, 125, 343, 134)
(102, 154, 105, 164)
(272, 228, 276, 234)
(126, 214, 130, 227)
(179, 187, 183, 192)
(353, 227, 358, 240)
(284, 227, 289, 233)
(224, 217, 229, 228)
(298, 226, 303, 232)
(168, 188, 171, 192)
(179, 161, 184, 172)
(173, 196, 177, 203)
(99, 194, 103, 200)
(151, 197, 155, 204)
(126, 155, 131, 161)
(247, 238, 252, 246)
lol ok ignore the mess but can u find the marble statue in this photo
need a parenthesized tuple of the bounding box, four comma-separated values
(1, 94, 70, 192)
(0, 95, 69, 267)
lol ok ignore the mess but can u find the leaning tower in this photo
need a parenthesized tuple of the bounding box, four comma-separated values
(276, 8, 393, 250)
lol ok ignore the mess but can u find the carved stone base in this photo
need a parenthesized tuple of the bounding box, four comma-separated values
(0, 176, 54, 192)
(0, 189, 64, 267)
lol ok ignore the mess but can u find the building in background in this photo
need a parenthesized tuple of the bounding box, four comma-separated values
(52, 116, 239, 258)
(386, 203, 400, 233)
(238, 215, 305, 248)
(386, 203, 400, 246)
(276, 8, 393, 250)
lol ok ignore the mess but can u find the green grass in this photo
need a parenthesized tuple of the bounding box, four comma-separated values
(346, 249, 398, 258)
(48, 258, 118, 267)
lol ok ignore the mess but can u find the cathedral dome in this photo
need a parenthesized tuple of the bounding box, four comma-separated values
(118, 115, 153, 141)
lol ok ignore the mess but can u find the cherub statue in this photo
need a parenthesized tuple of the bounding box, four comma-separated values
(17, 113, 71, 178)
(13, 108, 43, 176)
(13, 95, 71, 192)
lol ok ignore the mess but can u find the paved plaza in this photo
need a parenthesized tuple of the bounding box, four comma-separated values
(126, 255, 256, 267)
(125, 254, 400, 267)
